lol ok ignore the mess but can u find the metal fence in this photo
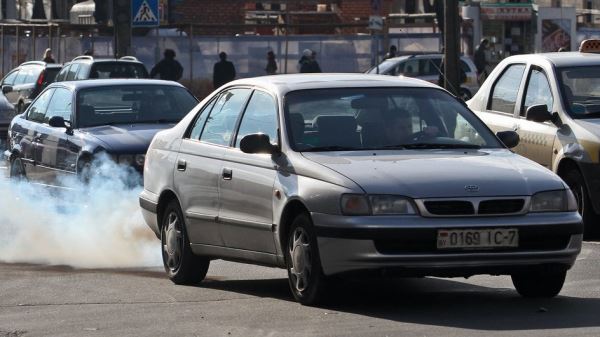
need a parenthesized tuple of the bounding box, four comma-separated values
(0, 27, 442, 98)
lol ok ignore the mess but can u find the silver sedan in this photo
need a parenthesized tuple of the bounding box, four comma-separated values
(140, 74, 582, 305)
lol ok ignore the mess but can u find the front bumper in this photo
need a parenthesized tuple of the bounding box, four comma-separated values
(312, 212, 583, 277)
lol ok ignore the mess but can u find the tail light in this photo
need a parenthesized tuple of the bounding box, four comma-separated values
(37, 71, 45, 86)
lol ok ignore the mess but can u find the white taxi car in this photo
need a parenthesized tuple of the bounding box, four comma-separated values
(468, 40, 600, 238)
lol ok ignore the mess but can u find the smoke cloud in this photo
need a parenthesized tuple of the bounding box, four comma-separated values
(0, 153, 161, 268)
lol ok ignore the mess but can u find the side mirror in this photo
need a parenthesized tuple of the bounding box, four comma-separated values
(496, 130, 520, 149)
(2, 85, 13, 94)
(240, 133, 278, 154)
(526, 104, 552, 123)
(48, 115, 67, 128)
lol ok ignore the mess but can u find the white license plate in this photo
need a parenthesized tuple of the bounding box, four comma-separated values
(437, 228, 518, 249)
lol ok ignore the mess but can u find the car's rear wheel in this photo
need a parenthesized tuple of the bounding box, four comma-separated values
(161, 199, 209, 285)
(9, 157, 26, 180)
(511, 269, 566, 298)
(285, 213, 328, 305)
(562, 169, 599, 239)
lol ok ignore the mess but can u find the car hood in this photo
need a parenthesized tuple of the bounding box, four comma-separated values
(302, 149, 565, 198)
(80, 123, 175, 153)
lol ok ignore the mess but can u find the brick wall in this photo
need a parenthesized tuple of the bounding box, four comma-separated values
(170, 0, 391, 35)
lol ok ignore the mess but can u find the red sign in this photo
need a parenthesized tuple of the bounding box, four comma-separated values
(481, 6, 532, 21)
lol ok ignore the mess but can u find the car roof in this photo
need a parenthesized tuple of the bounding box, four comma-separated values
(383, 54, 470, 62)
(223, 73, 441, 95)
(19, 61, 62, 68)
(70, 56, 144, 64)
(503, 51, 600, 68)
(46, 79, 186, 91)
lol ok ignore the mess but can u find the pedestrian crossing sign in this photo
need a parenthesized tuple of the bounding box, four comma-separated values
(132, 0, 159, 27)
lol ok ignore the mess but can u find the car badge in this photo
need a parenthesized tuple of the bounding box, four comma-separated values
(465, 185, 479, 192)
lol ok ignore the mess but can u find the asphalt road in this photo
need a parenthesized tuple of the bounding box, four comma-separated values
(0, 242, 599, 337)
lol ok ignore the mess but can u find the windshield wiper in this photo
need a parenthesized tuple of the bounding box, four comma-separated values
(301, 145, 358, 152)
(399, 143, 481, 149)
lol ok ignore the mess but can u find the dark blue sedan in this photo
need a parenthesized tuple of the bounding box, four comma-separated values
(3, 79, 198, 184)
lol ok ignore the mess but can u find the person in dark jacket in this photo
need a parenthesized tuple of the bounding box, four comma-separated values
(474, 38, 489, 82)
(266, 50, 278, 75)
(383, 45, 397, 60)
(150, 49, 183, 82)
(299, 49, 321, 73)
(213, 52, 236, 89)
(42, 48, 55, 63)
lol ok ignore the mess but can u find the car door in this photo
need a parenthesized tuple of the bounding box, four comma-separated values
(17, 65, 42, 106)
(219, 89, 279, 253)
(12, 88, 55, 179)
(174, 88, 251, 246)
(478, 63, 527, 151)
(35, 87, 77, 183)
(514, 66, 557, 169)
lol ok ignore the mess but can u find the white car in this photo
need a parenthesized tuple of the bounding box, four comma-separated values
(366, 54, 480, 99)
(140, 74, 582, 305)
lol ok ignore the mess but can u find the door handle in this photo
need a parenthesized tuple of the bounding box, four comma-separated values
(222, 167, 232, 180)
(177, 159, 187, 171)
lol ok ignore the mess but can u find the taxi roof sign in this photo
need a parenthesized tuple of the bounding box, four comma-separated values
(579, 39, 600, 53)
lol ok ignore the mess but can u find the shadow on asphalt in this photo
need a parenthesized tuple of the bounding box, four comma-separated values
(200, 276, 600, 331)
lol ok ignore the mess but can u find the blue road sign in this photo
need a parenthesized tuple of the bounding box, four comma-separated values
(132, 0, 159, 27)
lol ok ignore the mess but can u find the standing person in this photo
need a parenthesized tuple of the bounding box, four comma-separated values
(299, 49, 321, 73)
(213, 52, 236, 89)
(150, 49, 184, 82)
(384, 45, 397, 60)
(42, 48, 55, 63)
(265, 50, 278, 75)
(474, 38, 489, 84)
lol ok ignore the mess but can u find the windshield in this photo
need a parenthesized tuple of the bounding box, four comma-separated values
(284, 87, 502, 152)
(76, 85, 198, 128)
(366, 59, 399, 75)
(559, 66, 600, 119)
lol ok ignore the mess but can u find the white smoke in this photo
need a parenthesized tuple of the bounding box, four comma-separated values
(0, 153, 161, 268)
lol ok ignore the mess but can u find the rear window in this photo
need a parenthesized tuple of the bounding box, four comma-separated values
(89, 62, 149, 79)
(44, 68, 60, 84)
(76, 84, 197, 128)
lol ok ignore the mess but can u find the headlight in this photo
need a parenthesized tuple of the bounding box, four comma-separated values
(369, 195, 416, 215)
(341, 194, 416, 215)
(135, 154, 145, 166)
(530, 190, 577, 212)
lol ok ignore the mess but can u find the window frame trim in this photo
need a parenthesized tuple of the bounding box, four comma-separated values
(486, 62, 528, 117)
(231, 88, 280, 149)
(519, 65, 555, 118)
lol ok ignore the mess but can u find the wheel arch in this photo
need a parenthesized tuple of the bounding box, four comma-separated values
(278, 199, 310, 259)
(157, 189, 180, 232)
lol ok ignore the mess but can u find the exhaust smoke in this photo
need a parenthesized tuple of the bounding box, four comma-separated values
(0, 153, 161, 268)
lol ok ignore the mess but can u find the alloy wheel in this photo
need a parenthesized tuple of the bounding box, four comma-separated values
(163, 211, 183, 272)
(288, 227, 313, 293)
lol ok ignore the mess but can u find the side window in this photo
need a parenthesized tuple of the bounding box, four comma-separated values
(522, 68, 554, 117)
(44, 88, 72, 123)
(402, 59, 419, 77)
(14, 70, 28, 85)
(27, 89, 55, 123)
(55, 65, 70, 82)
(489, 64, 526, 114)
(66, 64, 81, 81)
(188, 97, 217, 140)
(2, 70, 19, 85)
(199, 88, 251, 146)
(421, 58, 441, 76)
(25, 66, 42, 84)
(75, 63, 91, 80)
(236, 90, 278, 147)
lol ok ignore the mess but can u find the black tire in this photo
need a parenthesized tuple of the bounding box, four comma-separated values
(9, 156, 26, 180)
(161, 199, 209, 285)
(511, 269, 566, 298)
(285, 213, 328, 305)
(77, 159, 92, 183)
(562, 169, 600, 239)
(17, 102, 24, 114)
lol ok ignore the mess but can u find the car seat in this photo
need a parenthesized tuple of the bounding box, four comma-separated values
(313, 115, 360, 148)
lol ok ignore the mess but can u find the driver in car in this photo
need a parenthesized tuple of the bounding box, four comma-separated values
(384, 111, 439, 144)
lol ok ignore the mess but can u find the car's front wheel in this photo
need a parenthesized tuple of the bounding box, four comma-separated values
(9, 156, 26, 180)
(285, 213, 328, 305)
(562, 169, 599, 238)
(161, 200, 209, 285)
(511, 269, 566, 298)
